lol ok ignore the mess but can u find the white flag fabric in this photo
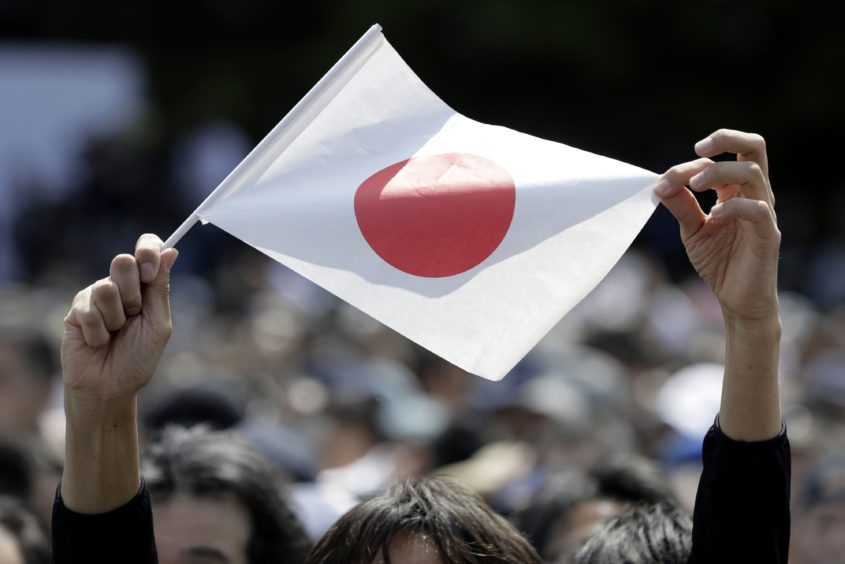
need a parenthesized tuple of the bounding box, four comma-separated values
(176, 24, 659, 380)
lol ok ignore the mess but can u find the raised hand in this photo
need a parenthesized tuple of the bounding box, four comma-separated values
(655, 129, 781, 441)
(654, 129, 780, 323)
(62, 234, 178, 403)
(60, 234, 177, 513)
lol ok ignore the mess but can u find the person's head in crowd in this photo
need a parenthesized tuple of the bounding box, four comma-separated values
(319, 397, 384, 470)
(589, 453, 676, 505)
(0, 330, 56, 437)
(143, 385, 245, 433)
(574, 501, 692, 564)
(515, 453, 676, 561)
(0, 440, 31, 501)
(307, 477, 542, 564)
(794, 454, 845, 564)
(0, 438, 61, 533)
(0, 496, 49, 564)
(514, 468, 609, 561)
(142, 426, 311, 564)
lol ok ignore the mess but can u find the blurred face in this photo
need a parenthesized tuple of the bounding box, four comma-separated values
(797, 502, 845, 564)
(0, 343, 50, 435)
(0, 525, 24, 564)
(370, 533, 444, 564)
(153, 493, 251, 564)
(547, 499, 628, 563)
(319, 418, 376, 469)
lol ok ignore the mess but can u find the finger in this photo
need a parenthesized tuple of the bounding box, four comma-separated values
(694, 129, 769, 178)
(91, 278, 127, 332)
(653, 158, 713, 199)
(653, 158, 712, 240)
(142, 248, 178, 334)
(135, 234, 163, 284)
(65, 288, 110, 348)
(109, 254, 142, 316)
(660, 187, 708, 241)
(688, 161, 770, 204)
(711, 199, 779, 240)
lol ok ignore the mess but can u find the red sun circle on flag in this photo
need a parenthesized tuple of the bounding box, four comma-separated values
(354, 153, 516, 278)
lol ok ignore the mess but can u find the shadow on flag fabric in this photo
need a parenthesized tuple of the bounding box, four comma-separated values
(164, 24, 659, 381)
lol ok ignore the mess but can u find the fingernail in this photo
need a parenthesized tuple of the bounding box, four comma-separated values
(163, 250, 179, 273)
(141, 262, 155, 281)
(689, 173, 704, 190)
(653, 178, 672, 197)
(695, 137, 714, 154)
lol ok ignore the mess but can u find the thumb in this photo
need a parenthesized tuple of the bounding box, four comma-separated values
(658, 186, 707, 242)
(143, 248, 178, 329)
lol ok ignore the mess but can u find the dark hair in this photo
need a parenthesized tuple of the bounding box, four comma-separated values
(514, 455, 675, 557)
(0, 496, 49, 564)
(0, 439, 32, 499)
(143, 386, 244, 432)
(574, 501, 692, 564)
(512, 468, 601, 556)
(307, 477, 542, 564)
(0, 436, 63, 501)
(142, 426, 311, 564)
(590, 453, 676, 505)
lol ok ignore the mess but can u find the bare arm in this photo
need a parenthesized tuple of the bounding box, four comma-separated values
(655, 129, 781, 441)
(60, 234, 177, 513)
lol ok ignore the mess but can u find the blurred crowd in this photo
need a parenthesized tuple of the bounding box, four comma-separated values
(2, 44, 845, 564)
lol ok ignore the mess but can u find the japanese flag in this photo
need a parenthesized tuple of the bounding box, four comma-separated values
(168, 25, 659, 380)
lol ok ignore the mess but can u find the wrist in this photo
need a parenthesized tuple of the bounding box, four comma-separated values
(64, 391, 138, 425)
(719, 305, 782, 442)
(723, 310, 782, 342)
(62, 392, 141, 514)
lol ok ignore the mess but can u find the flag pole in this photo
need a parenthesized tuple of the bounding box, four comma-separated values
(163, 212, 200, 248)
(162, 23, 385, 249)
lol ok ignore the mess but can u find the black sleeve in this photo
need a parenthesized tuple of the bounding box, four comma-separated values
(688, 421, 790, 564)
(51, 480, 158, 564)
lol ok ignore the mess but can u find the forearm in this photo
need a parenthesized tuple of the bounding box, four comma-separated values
(719, 312, 782, 441)
(61, 395, 142, 513)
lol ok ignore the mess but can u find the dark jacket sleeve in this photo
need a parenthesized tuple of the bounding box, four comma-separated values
(52, 480, 158, 564)
(688, 421, 790, 564)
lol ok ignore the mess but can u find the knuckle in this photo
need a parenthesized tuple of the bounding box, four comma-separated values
(71, 289, 88, 308)
(711, 129, 729, 142)
(111, 253, 137, 273)
(663, 165, 682, 184)
(750, 132, 766, 149)
(746, 162, 764, 180)
(92, 279, 118, 299)
(78, 307, 102, 328)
